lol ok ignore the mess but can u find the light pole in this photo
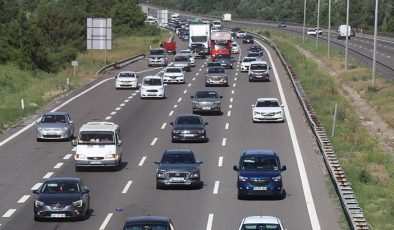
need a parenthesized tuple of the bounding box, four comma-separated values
(303, 0, 307, 43)
(345, 0, 350, 70)
(316, 0, 321, 49)
(328, 0, 331, 57)
(372, 0, 378, 89)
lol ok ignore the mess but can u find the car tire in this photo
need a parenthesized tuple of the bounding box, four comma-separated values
(34, 216, 41, 221)
(205, 83, 209, 87)
(237, 192, 244, 200)
(156, 182, 163, 189)
(36, 138, 42, 142)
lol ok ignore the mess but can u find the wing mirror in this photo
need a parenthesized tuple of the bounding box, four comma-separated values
(233, 165, 239, 171)
(281, 165, 287, 171)
(170, 122, 174, 126)
(190, 96, 194, 99)
(83, 189, 90, 194)
(35, 120, 40, 124)
(154, 161, 160, 164)
(69, 120, 74, 124)
(197, 161, 203, 165)
(117, 140, 122, 146)
(204, 122, 209, 125)
(251, 104, 255, 107)
(269, 67, 272, 70)
(281, 104, 285, 107)
(32, 190, 39, 194)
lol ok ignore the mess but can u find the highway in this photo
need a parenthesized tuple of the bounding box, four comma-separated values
(0, 34, 343, 229)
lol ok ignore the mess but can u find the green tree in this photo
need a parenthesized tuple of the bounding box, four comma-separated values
(111, 0, 146, 33)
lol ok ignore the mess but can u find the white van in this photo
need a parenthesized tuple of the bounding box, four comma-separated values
(73, 122, 122, 171)
(140, 75, 166, 98)
(337, 25, 351, 39)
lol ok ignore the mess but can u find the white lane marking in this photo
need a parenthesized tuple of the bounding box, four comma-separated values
(188, 83, 192, 87)
(128, 96, 132, 99)
(71, 147, 76, 152)
(183, 90, 188, 94)
(213, 181, 220, 194)
(235, 72, 238, 75)
(121, 181, 133, 194)
(234, 77, 237, 81)
(258, 39, 321, 229)
(124, 99, 129, 103)
(174, 104, 178, 108)
(196, 73, 199, 76)
(388, 56, 391, 58)
(227, 111, 231, 117)
(110, 111, 117, 115)
(136, 90, 140, 93)
(218, 156, 223, 167)
(206, 213, 214, 230)
(132, 93, 137, 96)
(43, 172, 54, 179)
(150, 138, 158, 146)
(115, 107, 121, 111)
(99, 213, 113, 230)
(229, 105, 232, 109)
(120, 103, 125, 107)
(2, 209, 16, 218)
(192, 77, 196, 80)
(105, 116, 112, 120)
(199, 68, 202, 71)
(225, 123, 229, 130)
(231, 90, 234, 94)
(17, 195, 30, 204)
(53, 162, 63, 169)
(31, 183, 43, 190)
(161, 123, 167, 129)
(221, 138, 227, 146)
(138, 156, 147, 166)
(230, 98, 233, 103)
(178, 97, 182, 102)
(233, 83, 236, 87)
(136, 66, 163, 74)
(169, 110, 174, 116)
(63, 154, 73, 160)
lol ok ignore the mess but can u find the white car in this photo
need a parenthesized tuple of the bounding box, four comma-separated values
(251, 98, 285, 123)
(179, 50, 195, 66)
(115, 71, 139, 89)
(236, 30, 247, 38)
(231, 42, 240, 54)
(241, 57, 257, 72)
(163, 67, 185, 84)
(140, 75, 166, 99)
(307, 28, 323, 36)
(238, 216, 285, 230)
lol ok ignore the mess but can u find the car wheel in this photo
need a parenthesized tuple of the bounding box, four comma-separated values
(34, 216, 41, 221)
(156, 182, 163, 189)
(237, 192, 244, 200)
(205, 83, 209, 87)
(36, 138, 42, 142)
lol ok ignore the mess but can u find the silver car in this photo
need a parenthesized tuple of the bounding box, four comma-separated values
(36, 112, 74, 141)
(173, 54, 191, 72)
(205, 67, 228, 87)
(191, 90, 222, 115)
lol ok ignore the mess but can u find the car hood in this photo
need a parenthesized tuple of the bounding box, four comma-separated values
(37, 193, 81, 204)
(173, 124, 205, 130)
(206, 73, 226, 77)
(117, 77, 137, 81)
(158, 164, 199, 172)
(193, 98, 219, 103)
(163, 72, 183, 77)
(253, 107, 282, 113)
(37, 123, 68, 129)
(141, 85, 164, 90)
(149, 55, 165, 58)
(76, 144, 116, 156)
(239, 170, 281, 178)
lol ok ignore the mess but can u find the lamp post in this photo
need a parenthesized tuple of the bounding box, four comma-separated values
(328, 0, 331, 57)
(372, 0, 378, 89)
(345, 0, 350, 70)
(316, 0, 321, 49)
(303, 0, 307, 43)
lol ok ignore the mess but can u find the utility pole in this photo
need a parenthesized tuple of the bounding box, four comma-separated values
(303, 0, 307, 43)
(372, 0, 378, 89)
(328, 0, 331, 57)
(316, 0, 321, 49)
(345, 0, 350, 70)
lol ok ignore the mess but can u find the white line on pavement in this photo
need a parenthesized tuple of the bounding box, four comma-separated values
(2, 209, 16, 218)
(31, 183, 43, 191)
(221, 138, 227, 146)
(161, 123, 167, 129)
(174, 104, 178, 108)
(132, 93, 137, 96)
(234, 77, 237, 81)
(115, 107, 121, 111)
(229, 105, 232, 109)
(110, 111, 117, 115)
(235, 72, 238, 75)
(206, 213, 214, 230)
(178, 97, 182, 102)
(199, 68, 202, 71)
(233, 83, 236, 87)
(225, 123, 229, 130)
(17, 195, 31, 204)
(188, 83, 192, 87)
(121, 181, 133, 194)
(196, 73, 199, 76)
(124, 99, 129, 103)
(72, 147, 76, 152)
(43, 172, 54, 179)
(53, 162, 63, 169)
(105, 116, 112, 120)
(128, 96, 132, 99)
(169, 110, 174, 116)
(138, 156, 147, 166)
(192, 77, 196, 80)
(230, 98, 233, 103)
(213, 181, 220, 194)
(99, 213, 113, 230)
(150, 138, 158, 146)
(218, 156, 223, 167)
(183, 90, 188, 94)
(227, 111, 231, 117)
(63, 154, 73, 160)
(231, 90, 234, 94)
(120, 103, 125, 107)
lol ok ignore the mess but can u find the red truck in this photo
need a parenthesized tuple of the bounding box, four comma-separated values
(210, 31, 232, 61)
(161, 40, 176, 55)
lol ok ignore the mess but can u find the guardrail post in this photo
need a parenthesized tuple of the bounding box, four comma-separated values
(332, 103, 338, 137)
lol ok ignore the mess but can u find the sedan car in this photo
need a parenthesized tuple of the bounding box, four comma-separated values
(205, 66, 228, 87)
(231, 42, 240, 54)
(241, 57, 258, 72)
(155, 149, 203, 189)
(191, 90, 222, 115)
(233, 149, 287, 199)
(179, 49, 195, 66)
(252, 98, 284, 122)
(171, 114, 208, 142)
(36, 112, 74, 141)
(33, 177, 90, 221)
(243, 35, 254, 44)
(163, 67, 185, 84)
(115, 71, 139, 89)
(247, 52, 263, 61)
(238, 216, 285, 230)
(248, 45, 263, 56)
(123, 216, 175, 230)
(248, 61, 271, 82)
(173, 53, 191, 72)
(215, 54, 235, 69)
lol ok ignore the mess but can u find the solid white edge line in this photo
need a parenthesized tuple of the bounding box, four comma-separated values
(99, 213, 113, 230)
(31, 183, 43, 190)
(150, 138, 158, 146)
(53, 162, 63, 169)
(218, 156, 223, 167)
(2, 209, 16, 218)
(138, 156, 147, 166)
(17, 195, 31, 204)
(206, 213, 214, 230)
(43, 172, 54, 179)
(213, 181, 220, 194)
(161, 123, 167, 129)
(221, 138, 226, 146)
(121, 180, 133, 194)
(63, 153, 73, 160)
(258, 40, 321, 229)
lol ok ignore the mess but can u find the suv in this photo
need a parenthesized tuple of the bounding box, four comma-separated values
(233, 149, 287, 199)
(238, 216, 285, 230)
(205, 66, 228, 87)
(115, 71, 139, 89)
(123, 216, 175, 230)
(155, 149, 203, 189)
(248, 61, 271, 82)
(140, 75, 166, 99)
(173, 53, 191, 72)
(171, 114, 208, 143)
(73, 122, 122, 171)
(148, 48, 168, 67)
(191, 90, 223, 115)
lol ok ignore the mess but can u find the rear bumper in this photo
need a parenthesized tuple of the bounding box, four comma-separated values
(75, 159, 119, 167)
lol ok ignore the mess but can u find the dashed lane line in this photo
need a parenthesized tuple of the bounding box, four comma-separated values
(169, 110, 174, 116)
(17, 195, 30, 204)
(227, 111, 231, 117)
(150, 138, 158, 146)
(192, 77, 196, 80)
(196, 73, 199, 76)
(124, 99, 129, 103)
(230, 98, 233, 103)
(138, 156, 147, 166)
(213, 181, 220, 194)
(174, 104, 178, 108)
(99, 213, 113, 230)
(2, 209, 16, 218)
(218, 156, 223, 167)
(31, 183, 43, 190)
(105, 116, 112, 120)
(161, 123, 167, 129)
(231, 90, 234, 94)
(206, 213, 214, 230)
(121, 181, 133, 194)
(53, 162, 63, 169)
(233, 83, 236, 87)
(115, 107, 121, 111)
(63, 154, 73, 160)
(183, 90, 188, 94)
(188, 83, 192, 87)
(43, 172, 54, 179)
(178, 97, 182, 102)
(221, 138, 227, 146)
(225, 123, 229, 130)
(110, 111, 117, 115)
(229, 105, 232, 109)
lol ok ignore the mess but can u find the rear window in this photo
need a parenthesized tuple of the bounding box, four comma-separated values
(208, 67, 225, 74)
(150, 49, 165, 55)
(242, 224, 281, 230)
(78, 131, 114, 144)
(125, 225, 169, 230)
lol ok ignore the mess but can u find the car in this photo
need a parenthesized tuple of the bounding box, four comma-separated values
(243, 35, 254, 44)
(163, 67, 185, 84)
(36, 112, 74, 142)
(139, 75, 166, 98)
(173, 53, 191, 72)
(148, 48, 168, 67)
(231, 42, 240, 54)
(233, 149, 287, 199)
(171, 114, 208, 143)
(248, 45, 263, 56)
(179, 50, 195, 66)
(155, 149, 203, 189)
(115, 71, 139, 89)
(236, 30, 247, 38)
(251, 98, 284, 122)
(123, 216, 175, 230)
(247, 52, 263, 61)
(307, 28, 323, 36)
(215, 54, 235, 69)
(241, 57, 258, 72)
(189, 43, 206, 58)
(33, 177, 90, 221)
(231, 27, 241, 37)
(205, 66, 228, 87)
(278, 22, 287, 28)
(248, 61, 271, 82)
(191, 90, 222, 114)
(238, 216, 285, 230)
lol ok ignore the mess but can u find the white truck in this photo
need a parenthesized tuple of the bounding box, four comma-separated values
(157, 9, 168, 27)
(337, 25, 351, 39)
(222, 13, 231, 21)
(189, 24, 211, 55)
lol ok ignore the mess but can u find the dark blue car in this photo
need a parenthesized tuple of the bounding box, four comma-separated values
(233, 149, 286, 199)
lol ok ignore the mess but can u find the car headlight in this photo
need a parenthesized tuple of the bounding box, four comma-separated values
(196, 130, 205, 134)
(214, 100, 221, 104)
(37, 126, 43, 130)
(190, 172, 200, 178)
(106, 154, 116, 159)
(172, 130, 181, 134)
(254, 111, 259, 115)
(72, 199, 83, 207)
(157, 170, 166, 178)
(35, 200, 44, 207)
(273, 175, 282, 182)
(75, 154, 87, 159)
(239, 176, 248, 182)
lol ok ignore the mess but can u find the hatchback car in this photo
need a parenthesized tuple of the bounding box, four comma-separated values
(115, 71, 139, 89)
(191, 90, 223, 115)
(163, 67, 185, 84)
(33, 177, 90, 221)
(231, 42, 240, 54)
(251, 98, 284, 122)
(171, 114, 208, 142)
(243, 35, 254, 44)
(238, 216, 285, 230)
(278, 22, 287, 28)
(248, 61, 271, 82)
(205, 66, 228, 87)
(233, 149, 287, 199)
(155, 149, 203, 189)
(36, 112, 74, 141)
(123, 216, 175, 230)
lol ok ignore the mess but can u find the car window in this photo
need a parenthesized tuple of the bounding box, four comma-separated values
(243, 58, 256, 63)
(175, 116, 202, 125)
(143, 78, 162, 86)
(250, 64, 267, 70)
(161, 153, 196, 164)
(119, 73, 135, 78)
(241, 157, 279, 170)
(195, 91, 218, 98)
(78, 131, 114, 144)
(125, 225, 169, 230)
(166, 68, 182, 73)
(42, 115, 67, 123)
(248, 53, 260, 57)
(207, 62, 221, 67)
(41, 181, 80, 193)
(175, 56, 188, 62)
(256, 100, 279, 107)
(150, 49, 165, 55)
(208, 67, 225, 74)
(242, 224, 281, 230)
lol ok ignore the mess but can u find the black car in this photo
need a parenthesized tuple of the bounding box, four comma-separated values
(155, 149, 203, 189)
(189, 43, 206, 58)
(123, 216, 175, 230)
(33, 177, 90, 221)
(243, 35, 254, 44)
(191, 90, 222, 114)
(171, 114, 208, 142)
(231, 27, 241, 37)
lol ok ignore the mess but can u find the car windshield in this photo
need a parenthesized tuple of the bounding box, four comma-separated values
(241, 157, 279, 170)
(175, 56, 189, 62)
(150, 49, 164, 55)
(243, 58, 256, 63)
(191, 36, 207, 43)
(119, 73, 135, 78)
(41, 115, 67, 123)
(41, 181, 80, 194)
(143, 78, 162, 86)
(256, 100, 279, 107)
(207, 62, 221, 67)
(180, 50, 191, 54)
(161, 153, 196, 164)
(244, 35, 252, 39)
(195, 91, 218, 98)
(166, 68, 182, 73)
(251, 64, 268, 70)
(248, 53, 260, 57)
(216, 54, 231, 59)
(208, 67, 225, 74)
(78, 131, 114, 144)
(175, 116, 202, 125)
(125, 225, 169, 230)
(242, 224, 281, 230)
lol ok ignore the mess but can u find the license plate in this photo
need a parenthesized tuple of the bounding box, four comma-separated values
(148, 93, 156, 96)
(50, 213, 66, 218)
(183, 134, 195, 137)
(171, 177, 184, 182)
(203, 107, 211, 110)
(90, 161, 102, 165)
(253, 187, 267, 191)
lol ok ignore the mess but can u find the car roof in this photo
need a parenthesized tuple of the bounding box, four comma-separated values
(176, 114, 202, 118)
(242, 216, 280, 225)
(45, 177, 80, 182)
(80, 122, 118, 132)
(256, 97, 279, 102)
(43, 112, 69, 116)
(196, 90, 218, 93)
(175, 53, 190, 57)
(125, 216, 171, 225)
(118, 71, 136, 74)
(164, 149, 194, 155)
(241, 149, 278, 157)
(250, 61, 268, 65)
(144, 75, 162, 79)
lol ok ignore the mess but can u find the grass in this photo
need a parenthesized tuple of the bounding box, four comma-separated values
(0, 29, 170, 131)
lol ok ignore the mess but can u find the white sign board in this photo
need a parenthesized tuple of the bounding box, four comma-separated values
(141, 4, 149, 15)
(157, 10, 168, 26)
(87, 18, 112, 50)
(71, 61, 78, 67)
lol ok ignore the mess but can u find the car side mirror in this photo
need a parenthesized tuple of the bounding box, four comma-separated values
(281, 104, 285, 107)
(69, 120, 74, 124)
(233, 165, 239, 171)
(117, 140, 122, 146)
(71, 139, 77, 146)
(269, 67, 272, 70)
(220, 96, 223, 98)
(35, 120, 40, 124)
(204, 122, 208, 125)
(83, 189, 90, 194)
(32, 190, 39, 194)
(251, 104, 255, 107)
(170, 122, 174, 126)
(197, 161, 203, 164)
(190, 96, 194, 99)
(281, 165, 287, 171)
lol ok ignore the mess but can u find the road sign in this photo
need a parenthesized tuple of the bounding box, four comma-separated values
(87, 18, 112, 50)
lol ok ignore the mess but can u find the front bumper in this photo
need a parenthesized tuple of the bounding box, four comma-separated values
(75, 158, 120, 167)
(148, 59, 166, 66)
(249, 73, 270, 81)
(253, 113, 284, 122)
(156, 177, 200, 187)
(205, 78, 228, 86)
(36, 129, 70, 140)
(34, 204, 86, 219)
(116, 81, 137, 88)
(193, 103, 221, 113)
(172, 132, 207, 142)
(140, 91, 165, 98)
(163, 76, 184, 83)
(237, 181, 283, 197)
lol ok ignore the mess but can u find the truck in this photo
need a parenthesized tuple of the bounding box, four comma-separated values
(189, 24, 211, 55)
(157, 9, 168, 28)
(210, 31, 232, 60)
(222, 13, 231, 21)
(337, 24, 351, 39)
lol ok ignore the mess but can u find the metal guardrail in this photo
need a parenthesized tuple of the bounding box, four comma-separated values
(95, 54, 145, 76)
